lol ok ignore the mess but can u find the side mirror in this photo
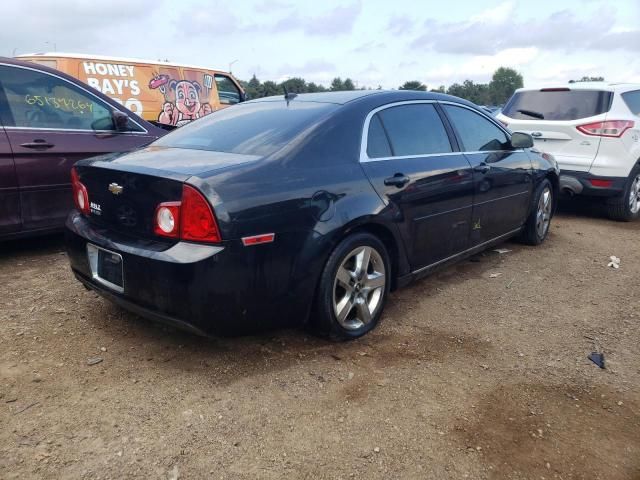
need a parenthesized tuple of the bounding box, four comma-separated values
(239, 91, 248, 102)
(112, 110, 130, 131)
(510, 132, 534, 149)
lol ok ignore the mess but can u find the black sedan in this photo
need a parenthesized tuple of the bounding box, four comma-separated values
(65, 90, 559, 340)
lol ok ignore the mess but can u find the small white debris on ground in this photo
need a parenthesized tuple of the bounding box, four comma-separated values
(607, 256, 621, 269)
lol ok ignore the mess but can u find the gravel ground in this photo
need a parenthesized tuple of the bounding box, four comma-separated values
(1, 202, 639, 480)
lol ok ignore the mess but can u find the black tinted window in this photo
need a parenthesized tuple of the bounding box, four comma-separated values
(444, 105, 509, 151)
(367, 114, 392, 158)
(502, 90, 612, 121)
(622, 91, 640, 115)
(377, 104, 451, 156)
(0, 65, 127, 131)
(215, 75, 241, 105)
(154, 101, 337, 156)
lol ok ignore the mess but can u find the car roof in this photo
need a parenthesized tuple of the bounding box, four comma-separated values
(247, 89, 472, 106)
(514, 82, 640, 93)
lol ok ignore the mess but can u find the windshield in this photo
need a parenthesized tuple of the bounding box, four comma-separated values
(502, 90, 612, 121)
(153, 100, 338, 156)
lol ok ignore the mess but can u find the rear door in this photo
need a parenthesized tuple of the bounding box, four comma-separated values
(442, 103, 533, 244)
(0, 63, 157, 231)
(0, 122, 21, 235)
(499, 89, 612, 171)
(359, 101, 474, 270)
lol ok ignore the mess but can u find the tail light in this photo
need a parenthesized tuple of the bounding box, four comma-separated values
(154, 202, 181, 238)
(588, 178, 613, 188)
(577, 120, 634, 138)
(71, 167, 90, 215)
(153, 184, 221, 243)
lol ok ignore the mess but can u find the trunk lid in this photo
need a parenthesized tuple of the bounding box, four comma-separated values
(499, 89, 613, 172)
(75, 146, 261, 239)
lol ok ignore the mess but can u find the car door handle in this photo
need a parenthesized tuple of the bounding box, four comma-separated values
(384, 174, 410, 188)
(474, 163, 491, 174)
(20, 140, 55, 150)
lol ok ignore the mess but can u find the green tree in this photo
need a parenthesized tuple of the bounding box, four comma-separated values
(569, 76, 605, 83)
(343, 78, 356, 90)
(281, 77, 307, 94)
(399, 80, 427, 91)
(261, 80, 280, 97)
(330, 77, 345, 91)
(489, 67, 523, 105)
(244, 74, 262, 99)
(447, 80, 490, 105)
(430, 85, 446, 93)
(307, 82, 326, 93)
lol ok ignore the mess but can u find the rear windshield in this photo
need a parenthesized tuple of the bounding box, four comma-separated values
(153, 100, 337, 156)
(502, 90, 612, 121)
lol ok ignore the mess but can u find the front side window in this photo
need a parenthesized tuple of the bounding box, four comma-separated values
(0, 65, 115, 130)
(376, 104, 452, 157)
(443, 105, 509, 152)
(215, 75, 241, 105)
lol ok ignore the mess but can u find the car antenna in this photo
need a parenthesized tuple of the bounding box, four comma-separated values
(283, 84, 297, 102)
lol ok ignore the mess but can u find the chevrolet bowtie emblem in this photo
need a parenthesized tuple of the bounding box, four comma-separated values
(108, 183, 124, 195)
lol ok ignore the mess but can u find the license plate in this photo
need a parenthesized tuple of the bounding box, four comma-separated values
(87, 244, 124, 293)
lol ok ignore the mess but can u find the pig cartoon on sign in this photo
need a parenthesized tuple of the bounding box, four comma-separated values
(158, 79, 213, 126)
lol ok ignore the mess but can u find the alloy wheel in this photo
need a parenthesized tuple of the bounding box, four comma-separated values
(332, 246, 386, 331)
(629, 174, 640, 214)
(536, 186, 552, 238)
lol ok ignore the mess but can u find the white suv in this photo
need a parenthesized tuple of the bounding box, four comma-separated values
(497, 83, 640, 221)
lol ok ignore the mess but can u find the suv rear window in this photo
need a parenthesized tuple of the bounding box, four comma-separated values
(502, 90, 612, 121)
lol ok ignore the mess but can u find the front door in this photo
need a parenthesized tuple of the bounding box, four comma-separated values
(441, 104, 533, 245)
(0, 124, 21, 235)
(359, 102, 474, 270)
(0, 64, 157, 231)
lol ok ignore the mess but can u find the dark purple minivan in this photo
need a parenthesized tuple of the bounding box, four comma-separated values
(0, 58, 167, 240)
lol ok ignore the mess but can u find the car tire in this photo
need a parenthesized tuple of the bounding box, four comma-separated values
(519, 178, 554, 246)
(605, 164, 640, 222)
(311, 233, 390, 341)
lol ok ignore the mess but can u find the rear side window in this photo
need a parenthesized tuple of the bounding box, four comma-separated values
(376, 104, 452, 157)
(622, 91, 640, 115)
(367, 114, 392, 158)
(444, 105, 509, 152)
(154, 101, 337, 156)
(502, 90, 613, 121)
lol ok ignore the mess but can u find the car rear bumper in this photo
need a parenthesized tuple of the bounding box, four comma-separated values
(64, 211, 295, 336)
(559, 170, 627, 197)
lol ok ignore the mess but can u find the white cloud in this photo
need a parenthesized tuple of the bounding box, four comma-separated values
(470, 1, 515, 24)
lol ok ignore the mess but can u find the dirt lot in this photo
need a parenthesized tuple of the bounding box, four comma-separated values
(1, 202, 639, 480)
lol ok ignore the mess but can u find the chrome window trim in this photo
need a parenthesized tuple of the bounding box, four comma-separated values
(0, 62, 148, 134)
(2, 126, 150, 135)
(359, 99, 519, 163)
(360, 100, 448, 163)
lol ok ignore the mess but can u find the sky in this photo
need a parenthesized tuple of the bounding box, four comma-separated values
(3, 0, 640, 89)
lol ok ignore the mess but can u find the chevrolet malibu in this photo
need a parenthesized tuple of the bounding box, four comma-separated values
(65, 90, 559, 340)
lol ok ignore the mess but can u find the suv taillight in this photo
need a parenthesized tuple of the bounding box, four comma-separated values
(153, 185, 221, 243)
(71, 167, 90, 215)
(577, 120, 634, 138)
